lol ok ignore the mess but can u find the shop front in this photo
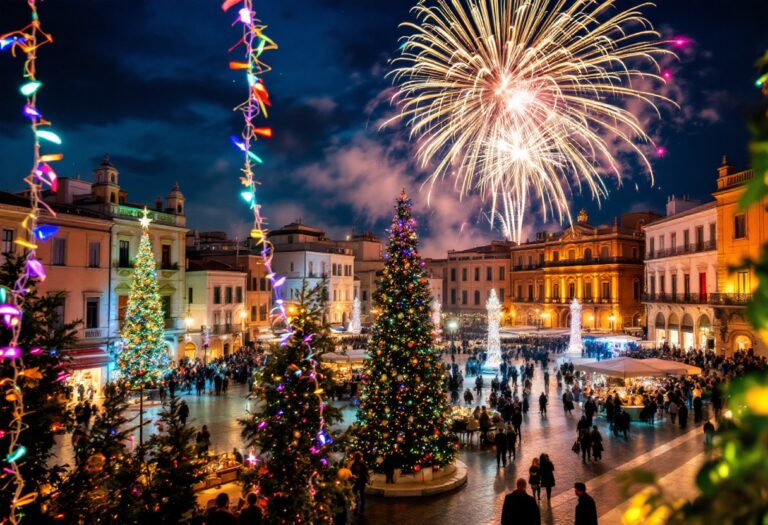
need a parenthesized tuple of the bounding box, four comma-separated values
(65, 347, 113, 401)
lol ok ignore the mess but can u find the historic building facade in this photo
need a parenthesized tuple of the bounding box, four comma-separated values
(443, 241, 512, 317)
(508, 210, 657, 331)
(642, 197, 718, 350)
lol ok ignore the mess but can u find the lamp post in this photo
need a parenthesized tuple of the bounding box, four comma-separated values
(588, 314, 594, 333)
(448, 319, 459, 350)
(608, 314, 616, 333)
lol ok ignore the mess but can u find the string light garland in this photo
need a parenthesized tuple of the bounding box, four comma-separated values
(0, 2, 62, 522)
(223, 0, 334, 509)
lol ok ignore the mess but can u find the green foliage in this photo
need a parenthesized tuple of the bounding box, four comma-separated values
(117, 229, 169, 388)
(239, 281, 349, 524)
(140, 394, 204, 523)
(0, 254, 79, 523)
(52, 384, 144, 525)
(355, 191, 456, 474)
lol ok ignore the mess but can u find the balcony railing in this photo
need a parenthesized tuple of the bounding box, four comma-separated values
(543, 256, 642, 268)
(512, 263, 543, 271)
(83, 328, 104, 339)
(645, 240, 717, 261)
(642, 292, 752, 306)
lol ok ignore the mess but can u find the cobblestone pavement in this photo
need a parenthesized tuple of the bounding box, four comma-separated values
(52, 357, 706, 525)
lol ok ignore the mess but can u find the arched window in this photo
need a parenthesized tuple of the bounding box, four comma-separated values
(584, 248, 592, 260)
(110, 192, 116, 204)
(177, 204, 183, 214)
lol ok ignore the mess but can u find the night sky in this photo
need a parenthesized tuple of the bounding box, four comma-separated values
(1, 0, 767, 257)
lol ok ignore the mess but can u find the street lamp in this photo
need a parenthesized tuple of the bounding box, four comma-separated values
(588, 314, 594, 332)
(540, 311, 550, 329)
(240, 310, 247, 349)
(448, 319, 459, 350)
(608, 314, 616, 333)
(184, 315, 193, 342)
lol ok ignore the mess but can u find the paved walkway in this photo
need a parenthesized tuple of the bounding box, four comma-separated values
(52, 357, 706, 525)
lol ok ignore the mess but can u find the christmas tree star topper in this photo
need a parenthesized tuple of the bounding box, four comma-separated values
(139, 206, 152, 230)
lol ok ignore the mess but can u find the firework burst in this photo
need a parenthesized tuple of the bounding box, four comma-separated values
(391, 0, 674, 242)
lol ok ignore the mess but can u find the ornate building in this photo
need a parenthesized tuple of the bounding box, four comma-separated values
(442, 241, 512, 316)
(508, 210, 658, 331)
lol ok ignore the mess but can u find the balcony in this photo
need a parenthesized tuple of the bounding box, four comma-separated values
(642, 292, 752, 306)
(512, 263, 543, 271)
(645, 240, 717, 261)
(83, 327, 105, 339)
(543, 256, 642, 268)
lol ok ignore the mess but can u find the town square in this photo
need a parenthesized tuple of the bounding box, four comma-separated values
(1, 1, 768, 524)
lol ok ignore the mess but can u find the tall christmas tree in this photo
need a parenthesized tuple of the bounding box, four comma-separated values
(355, 190, 455, 474)
(239, 281, 349, 524)
(117, 208, 169, 387)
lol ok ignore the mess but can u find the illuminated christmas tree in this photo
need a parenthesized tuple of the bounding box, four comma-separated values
(117, 208, 169, 387)
(239, 281, 348, 523)
(355, 190, 456, 474)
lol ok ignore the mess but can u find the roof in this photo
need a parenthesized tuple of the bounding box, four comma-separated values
(187, 259, 240, 272)
(642, 201, 716, 230)
(448, 241, 513, 255)
(270, 222, 325, 237)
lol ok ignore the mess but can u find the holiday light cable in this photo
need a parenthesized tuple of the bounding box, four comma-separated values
(223, 0, 331, 498)
(0, 1, 61, 522)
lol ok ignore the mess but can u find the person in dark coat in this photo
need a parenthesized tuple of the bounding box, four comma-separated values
(539, 453, 555, 502)
(590, 426, 603, 461)
(237, 492, 263, 525)
(505, 424, 517, 462)
(693, 395, 703, 423)
(501, 478, 541, 525)
(178, 400, 190, 425)
(350, 452, 369, 514)
(512, 409, 523, 445)
(574, 482, 598, 525)
(495, 426, 508, 467)
(679, 403, 689, 429)
(207, 493, 237, 525)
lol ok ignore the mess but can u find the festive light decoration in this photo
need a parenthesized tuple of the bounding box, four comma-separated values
(0, 3, 61, 522)
(567, 298, 583, 356)
(430, 298, 442, 334)
(391, 0, 674, 243)
(355, 191, 456, 473)
(484, 289, 501, 372)
(116, 209, 170, 387)
(223, 0, 343, 517)
(347, 297, 361, 334)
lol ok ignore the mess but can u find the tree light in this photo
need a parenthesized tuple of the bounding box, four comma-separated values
(19, 81, 41, 96)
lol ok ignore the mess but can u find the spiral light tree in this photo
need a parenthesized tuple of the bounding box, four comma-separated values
(485, 289, 502, 372)
(391, 0, 674, 243)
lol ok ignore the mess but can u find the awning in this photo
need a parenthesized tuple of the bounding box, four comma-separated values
(575, 356, 701, 378)
(640, 358, 701, 376)
(65, 347, 112, 370)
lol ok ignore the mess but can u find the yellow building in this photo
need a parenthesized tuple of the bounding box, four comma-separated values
(712, 158, 768, 354)
(509, 210, 658, 331)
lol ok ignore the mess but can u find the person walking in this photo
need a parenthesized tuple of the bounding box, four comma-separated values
(539, 454, 555, 503)
(539, 392, 548, 416)
(574, 482, 598, 525)
(506, 424, 517, 462)
(350, 452, 369, 515)
(512, 408, 523, 445)
(196, 425, 211, 457)
(464, 388, 474, 406)
(590, 426, 603, 461)
(528, 458, 541, 502)
(495, 425, 508, 468)
(668, 399, 679, 425)
(579, 427, 592, 463)
(501, 478, 541, 525)
(178, 400, 190, 425)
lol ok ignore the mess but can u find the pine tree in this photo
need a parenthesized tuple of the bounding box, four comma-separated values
(0, 255, 79, 524)
(117, 210, 169, 388)
(53, 383, 144, 524)
(239, 281, 349, 524)
(355, 190, 456, 474)
(141, 394, 204, 523)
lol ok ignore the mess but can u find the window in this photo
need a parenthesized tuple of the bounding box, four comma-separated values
(119, 240, 130, 267)
(474, 267, 480, 281)
(362, 290, 368, 301)
(450, 268, 456, 281)
(709, 223, 716, 244)
(499, 267, 505, 280)
(517, 285, 522, 299)
(161, 244, 171, 267)
(633, 281, 640, 300)
(528, 284, 534, 300)
(162, 296, 171, 319)
(251, 305, 257, 322)
(568, 282, 575, 299)
(213, 286, 221, 304)
(225, 287, 233, 304)
(88, 241, 100, 268)
(2, 229, 14, 257)
(539, 253, 544, 265)
(660, 275, 665, 294)
(52, 301, 65, 330)
(671, 274, 678, 298)
(462, 290, 468, 305)
(649, 237, 655, 256)
(290, 262, 295, 272)
(225, 311, 232, 327)
(585, 282, 592, 299)
(499, 288, 505, 302)
(52, 238, 66, 266)
(527, 255, 532, 267)
(600, 246, 610, 259)
(650, 276, 655, 295)
(568, 249, 576, 260)
(659, 235, 665, 250)
(584, 248, 592, 260)
(309, 261, 314, 276)
(333, 290, 337, 301)
(601, 282, 610, 299)
(486, 267, 492, 281)
(734, 214, 746, 240)
(188, 287, 194, 304)
(450, 288, 456, 305)
(670, 233, 676, 250)
(552, 251, 559, 262)
(737, 271, 750, 294)
(259, 304, 267, 321)
(321, 262, 327, 276)
(538, 284, 544, 299)
(236, 286, 243, 303)
(683, 229, 690, 248)
(118, 295, 128, 324)
(683, 274, 690, 297)
(632, 247, 638, 259)
(85, 297, 99, 329)
(553, 283, 559, 298)
(474, 290, 480, 305)
(696, 225, 705, 246)
(462, 268, 467, 281)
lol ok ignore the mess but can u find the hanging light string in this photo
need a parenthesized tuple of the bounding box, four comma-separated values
(1, 1, 61, 522)
(223, 0, 330, 498)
